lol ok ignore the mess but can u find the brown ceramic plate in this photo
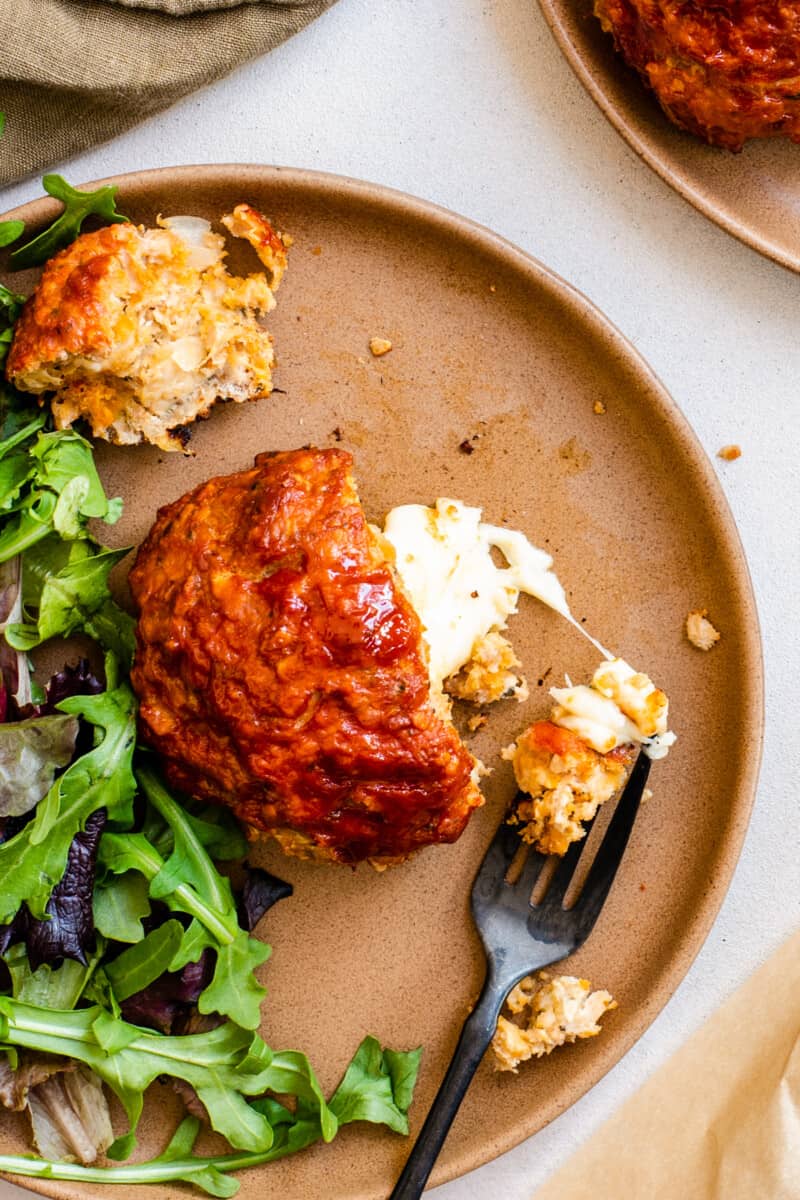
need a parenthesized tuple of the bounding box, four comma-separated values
(537, 0, 800, 273)
(0, 165, 762, 1199)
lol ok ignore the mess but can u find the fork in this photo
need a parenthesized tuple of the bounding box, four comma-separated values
(389, 752, 652, 1200)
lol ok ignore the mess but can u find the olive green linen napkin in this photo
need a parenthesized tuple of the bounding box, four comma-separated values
(0, 0, 337, 188)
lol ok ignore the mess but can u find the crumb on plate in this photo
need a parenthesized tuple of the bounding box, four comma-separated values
(686, 609, 720, 651)
(717, 444, 742, 461)
(369, 337, 393, 357)
(492, 973, 616, 1072)
(467, 713, 488, 734)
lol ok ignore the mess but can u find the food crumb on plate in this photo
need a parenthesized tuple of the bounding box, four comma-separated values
(686, 609, 721, 650)
(717, 444, 742, 461)
(466, 713, 487, 733)
(369, 336, 393, 357)
(492, 973, 616, 1072)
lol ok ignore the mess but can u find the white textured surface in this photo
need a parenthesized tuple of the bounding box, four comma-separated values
(1, 1, 798, 1197)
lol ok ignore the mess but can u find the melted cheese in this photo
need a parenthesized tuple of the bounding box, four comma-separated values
(381, 499, 575, 689)
(381, 499, 675, 762)
(551, 658, 676, 760)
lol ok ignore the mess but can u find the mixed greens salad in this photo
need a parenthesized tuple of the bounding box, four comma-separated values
(0, 167, 421, 1194)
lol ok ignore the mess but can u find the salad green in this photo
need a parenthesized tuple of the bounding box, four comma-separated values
(10, 175, 129, 270)
(0, 180, 422, 1193)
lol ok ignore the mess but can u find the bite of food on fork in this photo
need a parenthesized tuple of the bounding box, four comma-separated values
(388, 651, 675, 1198)
(389, 749, 653, 1199)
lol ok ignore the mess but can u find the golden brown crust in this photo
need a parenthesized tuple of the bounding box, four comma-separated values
(220, 204, 289, 289)
(6, 213, 284, 452)
(129, 447, 482, 864)
(594, 0, 800, 150)
(7, 224, 141, 379)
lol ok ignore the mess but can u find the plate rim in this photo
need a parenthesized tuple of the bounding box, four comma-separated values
(0, 163, 766, 1194)
(535, 0, 800, 276)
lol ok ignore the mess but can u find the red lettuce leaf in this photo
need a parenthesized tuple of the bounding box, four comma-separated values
(0, 809, 106, 969)
(238, 865, 293, 932)
(117, 865, 291, 1034)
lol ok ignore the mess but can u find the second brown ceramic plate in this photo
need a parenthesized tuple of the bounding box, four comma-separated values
(0, 165, 762, 1200)
(537, 0, 800, 273)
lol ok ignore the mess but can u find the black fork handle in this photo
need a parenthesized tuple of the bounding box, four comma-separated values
(389, 972, 512, 1200)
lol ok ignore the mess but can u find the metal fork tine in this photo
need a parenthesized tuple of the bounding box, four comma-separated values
(541, 826, 593, 906)
(394, 749, 654, 1200)
(571, 753, 651, 938)
(509, 841, 548, 902)
(472, 818, 524, 901)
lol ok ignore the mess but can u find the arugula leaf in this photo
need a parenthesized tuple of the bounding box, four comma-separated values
(178, 805, 249, 863)
(30, 429, 121, 522)
(258, 1049, 337, 1142)
(196, 937, 271, 1032)
(100, 768, 272, 1030)
(0, 1146, 243, 1197)
(6, 545, 130, 650)
(0, 283, 24, 317)
(0, 490, 57, 561)
(0, 685, 136, 923)
(10, 175, 130, 270)
(105, 920, 184, 1001)
(140, 768, 271, 1030)
(98, 832, 241, 955)
(93, 870, 151, 944)
(0, 286, 25, 371)
(0, 449, 34, 512)
(328, 1036, 422, 1134)
(0, 221, 23, 250)
(141, 768, 232, 915)
(0, 998, 280, 1151)
(0, 426, 123, 568)
(0, 418, 46, 462)
(19, 533, 84, 600)
(83, 598, 136, 671)
(0, 1035, 422, 1195)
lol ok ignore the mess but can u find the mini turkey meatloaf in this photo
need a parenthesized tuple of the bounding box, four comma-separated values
(129, 447, 483, 865)
(594, 0, 800, 150)
(6, 205, 287, 452)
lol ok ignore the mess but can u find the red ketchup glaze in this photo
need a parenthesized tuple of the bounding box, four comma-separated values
(129, 447, 482, 865)
(594, 0, 800, 149)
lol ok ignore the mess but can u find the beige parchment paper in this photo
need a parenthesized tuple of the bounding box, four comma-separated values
(535, 927, 800, 1200)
